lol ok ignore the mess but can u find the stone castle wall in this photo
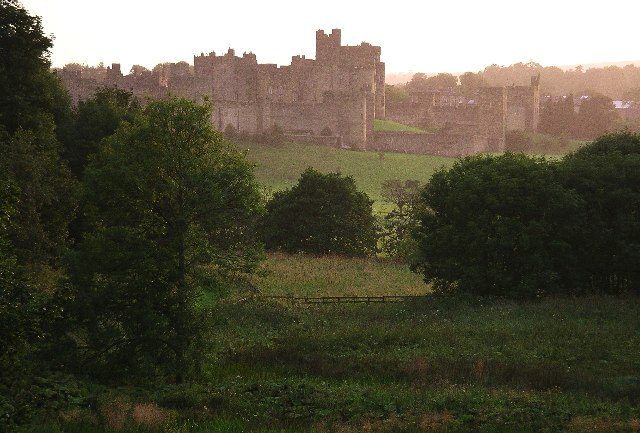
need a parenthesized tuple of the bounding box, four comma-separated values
(372, 131, 487, 156)
(57, 29, 539, 156)
(384, 76, 540, 153)
(58, 29, 383, 149)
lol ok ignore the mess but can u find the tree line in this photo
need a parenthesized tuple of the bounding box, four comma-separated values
(391, 62, 640, 101)
(411, 132, 640, 298)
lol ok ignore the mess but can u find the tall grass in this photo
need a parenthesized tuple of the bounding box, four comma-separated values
(252, 253, 427, 297)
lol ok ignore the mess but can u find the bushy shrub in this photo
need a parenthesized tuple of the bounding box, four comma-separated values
(262, 168, 377, 256)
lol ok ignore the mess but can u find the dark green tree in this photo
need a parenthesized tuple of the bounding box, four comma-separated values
(411, 153, 580, 298)
(0, 3, 76, 424)
(1, 0, 54, 133)
(559, 131, 640, 294)
(0, 0, 77, 285)
(538, 95, 575, 137)
(263, 168, 377, 256)
(65, 86, 139, 178)
(574, 93, 618, 139)
(70, 97, 263, 382)
(0, 125, 76, 284)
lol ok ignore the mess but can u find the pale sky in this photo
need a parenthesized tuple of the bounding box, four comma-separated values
(20, 0, 640, 76)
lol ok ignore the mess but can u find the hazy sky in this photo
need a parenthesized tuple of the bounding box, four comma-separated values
(21, 0, 640, 75)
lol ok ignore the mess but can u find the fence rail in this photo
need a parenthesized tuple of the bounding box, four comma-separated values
(260, 295, 429, 305)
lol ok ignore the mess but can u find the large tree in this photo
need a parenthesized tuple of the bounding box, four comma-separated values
(0, 0, 76, 283)
(70, 97, 263, 382)
(0, 3, 76, 424)
(263, 168, 377, 257)
(65, 86, 140, 178)
(574, 94, 618, 139)
(411, 153, 580, 298)
(538, 95, 575, 137)
(0, 0, 71, 135)
(559, 131, 640, 294)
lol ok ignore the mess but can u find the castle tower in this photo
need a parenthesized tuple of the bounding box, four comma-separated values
(530, 74, 540, 132)
(505, 75, 541, 133)
(478, 87, 507, 152)
(316, 28, 341, 64)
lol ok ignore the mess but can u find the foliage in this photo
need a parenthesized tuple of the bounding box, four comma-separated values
(538, 95, 576, 137)
(481, 61, 640, 100)
(458, 71, 486, 98)
(0, 0, 54, 134)
(261, 123, 285, 145)
(574, 93, 619, 139)
(262, 168, 377, 257)
(411, 153, 581, 298)
(405, 72, 458, 93)
(22, 293, 640, 432)
(559, 130, 640, 294)
(379, 179, 422, 258)
(383, 84, 409, 104)
(0, 126, 77, 276)
(64, 87, 140, 178)
(69, 97, 264, 382)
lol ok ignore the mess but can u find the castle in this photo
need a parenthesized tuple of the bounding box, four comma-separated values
(58, 29, 540, 156)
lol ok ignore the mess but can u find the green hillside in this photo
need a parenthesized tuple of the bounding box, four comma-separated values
(237, 141, 455, 206)
(373, 119, 437, 133)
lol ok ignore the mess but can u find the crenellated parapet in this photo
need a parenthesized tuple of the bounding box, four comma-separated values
(58, 29, 386, 148)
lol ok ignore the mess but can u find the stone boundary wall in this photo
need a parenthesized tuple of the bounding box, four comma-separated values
(372, 131, 487, 157)
(284, 134, 341, 147)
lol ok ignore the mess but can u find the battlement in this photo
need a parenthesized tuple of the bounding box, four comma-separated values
(194, 48, 258, 77)
(61, 29, 384, 149)
(316, 28, 381, 67)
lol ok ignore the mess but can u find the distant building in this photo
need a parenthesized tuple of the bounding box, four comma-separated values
(59, 29, 384, 149)
(57, 29, 541, 156)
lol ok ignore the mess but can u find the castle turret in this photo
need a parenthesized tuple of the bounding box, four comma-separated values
(316, 28, 341, 64)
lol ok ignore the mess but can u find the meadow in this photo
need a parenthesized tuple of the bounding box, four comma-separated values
(23, 142, 638, 433)
(31, 253, 640, 433)
(240, 140, 455, 205)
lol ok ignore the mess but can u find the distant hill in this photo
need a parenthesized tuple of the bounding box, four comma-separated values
(559, 60, 640, 71)
(386, 60, 640, 85)
(236, 141, 455, 208)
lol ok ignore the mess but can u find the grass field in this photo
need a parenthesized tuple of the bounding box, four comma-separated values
(24, 254, 640, 433)
(239, 141, 455, 205)
(373, 119, 437, 134)
(252, 253, 427, 297)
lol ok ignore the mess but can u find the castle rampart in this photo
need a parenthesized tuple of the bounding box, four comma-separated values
(57, 30, 537, 156)
(59, 29, 384, 149)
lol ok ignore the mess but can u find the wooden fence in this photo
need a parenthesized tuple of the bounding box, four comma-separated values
(260, 295, 429, 305)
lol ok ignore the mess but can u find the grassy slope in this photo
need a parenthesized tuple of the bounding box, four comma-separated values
(240, 141, 455, 205)
(373, 119, 436, 134)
